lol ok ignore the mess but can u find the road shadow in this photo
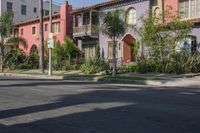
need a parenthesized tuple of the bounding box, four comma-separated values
(0, 83, 200, 133)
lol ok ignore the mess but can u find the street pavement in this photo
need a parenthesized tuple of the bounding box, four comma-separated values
(0, 76, 200, 133)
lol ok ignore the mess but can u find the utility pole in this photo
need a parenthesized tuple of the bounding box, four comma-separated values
(48, 0, 53, 76)
(39, 0, 45, 74)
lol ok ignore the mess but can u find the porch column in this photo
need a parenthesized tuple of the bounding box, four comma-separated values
(81, 13, 83, 26)
(90, 10, 92, 25)
(73, 15, 75, 27)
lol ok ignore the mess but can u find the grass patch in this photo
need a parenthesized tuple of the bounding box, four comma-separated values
(64, 74, 161, 80)
(64, 74, 96, 78)
(100, 76, 161, 80)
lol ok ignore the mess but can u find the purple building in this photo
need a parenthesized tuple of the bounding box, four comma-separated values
(72, 0, 200, 65)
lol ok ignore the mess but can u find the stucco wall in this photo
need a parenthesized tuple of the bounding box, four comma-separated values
(1, 0, 60, 23)
(17, 2, 71, 55)
(99, 0, 150, 60)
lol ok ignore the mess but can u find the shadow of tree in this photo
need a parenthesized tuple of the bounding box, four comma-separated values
(0, 79, 200, 133)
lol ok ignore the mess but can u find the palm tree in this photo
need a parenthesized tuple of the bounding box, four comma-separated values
(39, 0, 45, 73)
(64, 36, 80, 65)
(102, 9, 126, 77)
(53, 36, 80, 69)
(0, 11, 27, 72)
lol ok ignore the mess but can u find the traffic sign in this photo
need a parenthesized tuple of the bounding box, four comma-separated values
(48, 39, 54, 48)
(48, 33, 53, 39)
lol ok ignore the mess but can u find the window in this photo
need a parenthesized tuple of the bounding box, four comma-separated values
(179, 0, 200, 19)
(32, 26, 36, 35)
(34, 7, 37, 13)
(154, 7, 160, 18)
(7, 2, 13, 11)
(177, 36, 197, 53)
(44, 10, 50, 16)
(83, 12, 90, 25)
(21, 5, 26, 15)
(152, 0, 158, 6)
(190, 36, 197, 53)
(21, 29, 23, 36)
(83, 44, 96, 59)
(30, 45, 38, 54)
(52, 23, 60, 33)
(108, 41, 114, 59)
(126, 8, 137, 25)
(45, 24, 48, 31)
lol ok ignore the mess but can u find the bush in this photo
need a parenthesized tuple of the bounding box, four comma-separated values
(80, 58, 109, 74)
(5, 49, 39, 70)
(4, 49, 26, 70)
(118, 63, 138, 73)
(168, 53, 200, 74)
(25, 52, 39, 69)
(64, 65, 80, 71)
(118, 52, 200, 74)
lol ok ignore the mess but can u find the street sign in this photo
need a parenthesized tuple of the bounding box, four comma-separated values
(48, 39, 54, 48)
(48, 33, 53, 39)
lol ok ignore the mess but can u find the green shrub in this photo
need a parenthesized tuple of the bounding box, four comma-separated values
(16, 63, 33, 69)
(118, 63, 138, 73)
(24, 52, 39, 69)
(4, 49, 39, 70)
(125, 54, 200, 74)
(80, 58, 109, 74)
(4, 49, 26, 70)
(64, 65, 80, 71)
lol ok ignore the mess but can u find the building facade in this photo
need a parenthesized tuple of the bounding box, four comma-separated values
(15, 1, 72, 55)
(164, 0, 200, 53)
(72, 0, 200, 65)
(0, 0, 60, 23)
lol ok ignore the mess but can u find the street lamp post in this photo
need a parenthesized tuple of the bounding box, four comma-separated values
(49, 0, 53, 76)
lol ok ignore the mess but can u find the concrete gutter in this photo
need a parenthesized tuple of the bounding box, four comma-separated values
(1, 72, 200, 88)
(0, 73, 64, 80)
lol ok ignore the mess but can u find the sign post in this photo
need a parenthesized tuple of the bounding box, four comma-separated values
(48, 0, 53, 76)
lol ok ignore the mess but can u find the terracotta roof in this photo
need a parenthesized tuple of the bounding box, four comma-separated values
(15, 13, 60, 27)
(72, 0, 125, 14)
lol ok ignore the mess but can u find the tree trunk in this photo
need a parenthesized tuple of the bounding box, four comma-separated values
(39, 0, 44, 73)
(0, 45, 4, 72)
(112, 39, 117, 77)
(159, 48, 164, 73)
(0, 36, 5, 72)
(68, 54, 71, 66)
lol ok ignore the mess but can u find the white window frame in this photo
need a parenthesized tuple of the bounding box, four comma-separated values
(126, 8, 137, 25)
(179, 0, 200, 19)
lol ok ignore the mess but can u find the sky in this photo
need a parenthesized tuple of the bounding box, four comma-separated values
(55, 0, 107, 8)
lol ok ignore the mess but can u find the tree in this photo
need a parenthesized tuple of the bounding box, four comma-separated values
(53, 36, 80, 69)
(64, 36, 80, 65)
(39, 0, 45, 73)
(102, 9, 126, 77)
(135, 8, 192, 73)
(0, 11, 27, 72)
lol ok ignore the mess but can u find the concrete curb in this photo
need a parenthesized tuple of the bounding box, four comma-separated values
(0, 73, 64, 80)
(1, 72, 200, 87)
(64, 77, 200, 87)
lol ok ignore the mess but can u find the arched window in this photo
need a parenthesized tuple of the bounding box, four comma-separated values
(30, 45, 38, 55)
(126, 8, 137, 25)
(177, 36, 197, 53)
(154, 7, 160, 18)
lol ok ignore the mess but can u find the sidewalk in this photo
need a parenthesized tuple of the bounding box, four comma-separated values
(1, 70, 200, 87)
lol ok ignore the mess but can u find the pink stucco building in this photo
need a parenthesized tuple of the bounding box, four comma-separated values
(15, 1, 72, 55)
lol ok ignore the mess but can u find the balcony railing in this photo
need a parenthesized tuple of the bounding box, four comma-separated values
(73, 24, 98, 38)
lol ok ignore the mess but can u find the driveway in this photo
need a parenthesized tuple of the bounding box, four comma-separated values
(0, 76, 200, 133)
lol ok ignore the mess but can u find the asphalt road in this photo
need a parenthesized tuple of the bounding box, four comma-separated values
(0, 76, 200, 133)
